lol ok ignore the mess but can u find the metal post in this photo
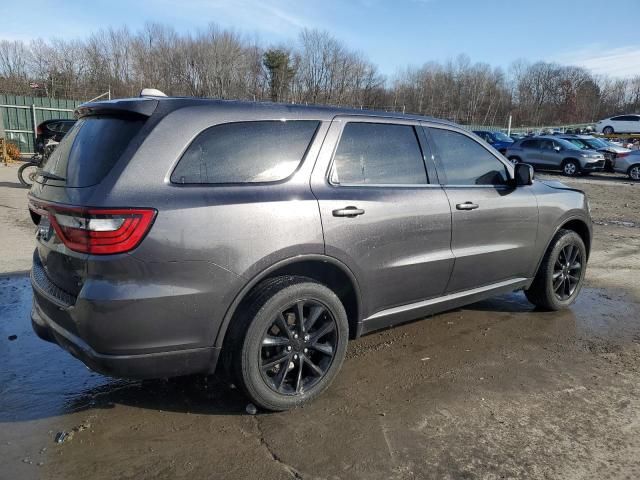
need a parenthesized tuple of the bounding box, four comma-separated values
(31, 104, 38, 149)
(507, 114, 512, 136)
(108, 85, 111, 100)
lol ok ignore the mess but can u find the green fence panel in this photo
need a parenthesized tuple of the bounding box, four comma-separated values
(0, 95, 82, 154)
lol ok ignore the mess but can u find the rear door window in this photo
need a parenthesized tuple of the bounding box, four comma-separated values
(330, 122, 427, 185)
(171, 120, 319, 184)
(41, 116, 145, 187)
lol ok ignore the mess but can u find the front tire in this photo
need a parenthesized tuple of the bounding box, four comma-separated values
(525, 229, 587, 310)
(229, 276, 348, 411)
(628, 164, 640, 181)
(562, 159, 580, 176)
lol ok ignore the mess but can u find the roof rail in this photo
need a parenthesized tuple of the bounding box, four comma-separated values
(140, 88, 167, 98)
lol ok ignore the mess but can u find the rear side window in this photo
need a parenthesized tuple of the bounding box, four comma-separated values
(520, 139, 538, 148)
(331, 122, 427, 185)
(41, 116, 145, 187)
(171, 121, 319, 184)
(429, 128, 509, 186)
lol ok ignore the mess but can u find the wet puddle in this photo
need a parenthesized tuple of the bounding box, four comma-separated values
(1, 274, 638, 423)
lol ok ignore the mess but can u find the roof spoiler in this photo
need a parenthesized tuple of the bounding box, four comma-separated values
(75, 98, 159, 119)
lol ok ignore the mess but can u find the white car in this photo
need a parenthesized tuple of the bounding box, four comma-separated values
(595, 115, 640, 135)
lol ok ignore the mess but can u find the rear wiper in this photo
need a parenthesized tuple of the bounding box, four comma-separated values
(39, 171, 66, 181)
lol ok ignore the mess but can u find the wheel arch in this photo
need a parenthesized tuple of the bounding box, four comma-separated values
(562, 157, 580, 165)
(532, 216, 592, 280)
(214, 255, 363, 350)
(627, 163, 640, 178)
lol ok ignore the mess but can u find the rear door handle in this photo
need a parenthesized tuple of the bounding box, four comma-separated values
(332, 206, 365, 217)
(456, 202, 479, 211)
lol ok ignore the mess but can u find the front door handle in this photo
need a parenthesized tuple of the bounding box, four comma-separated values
(332, 206, 365, 218)
(456, 202, 479, 211)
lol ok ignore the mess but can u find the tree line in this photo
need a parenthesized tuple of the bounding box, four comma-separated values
(1, 23, 640, 128)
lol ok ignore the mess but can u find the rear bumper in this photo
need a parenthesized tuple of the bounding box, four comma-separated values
(31, 296, 220, 379)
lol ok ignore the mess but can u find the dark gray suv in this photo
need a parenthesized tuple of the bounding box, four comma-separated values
(28, 96, 592, 411)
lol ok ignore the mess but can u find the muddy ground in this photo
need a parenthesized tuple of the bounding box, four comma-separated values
(1, 163, 639, 480)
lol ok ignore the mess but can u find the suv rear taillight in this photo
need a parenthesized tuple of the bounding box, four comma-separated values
(29, 200, 156, 255)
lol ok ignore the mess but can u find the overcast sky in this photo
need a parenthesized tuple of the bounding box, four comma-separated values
(4, 0, 640, 78)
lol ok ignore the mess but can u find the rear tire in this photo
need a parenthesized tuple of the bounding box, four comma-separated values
(18, 162, 39, 187)
(628, 164, 640, 181)
(602, 126, 614, 135)
(227, 276, 348, 411)
(562, 159, 580, 176)
(525, 229, 586, 311)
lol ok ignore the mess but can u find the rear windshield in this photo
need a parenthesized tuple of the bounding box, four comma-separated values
(40, 116, 144, 187)
(171, 120, 320, 184)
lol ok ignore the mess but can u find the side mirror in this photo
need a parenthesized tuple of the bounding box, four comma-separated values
(514, 163, 534, 186)
(554, 146, 561, 152)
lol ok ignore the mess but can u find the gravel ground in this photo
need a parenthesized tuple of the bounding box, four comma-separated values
(1, 163, 639, 480)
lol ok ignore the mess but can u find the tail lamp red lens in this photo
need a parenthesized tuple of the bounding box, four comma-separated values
(28, 200, 156, 255)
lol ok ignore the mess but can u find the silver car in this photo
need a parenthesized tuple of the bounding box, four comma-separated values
(612, 150, 640, 180)
(505, 136, 605, 176)
(558, 134, 631, 171)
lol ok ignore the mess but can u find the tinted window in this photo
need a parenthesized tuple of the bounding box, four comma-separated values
(429, 128, 509, 186)
(540, 139, 554, 150)
(331, 123, 426, 185)
(41, 116, 145, 187)
(60, 121, 75, 133)
(520, 139, 538, 148)
(172, 121, 319, 184)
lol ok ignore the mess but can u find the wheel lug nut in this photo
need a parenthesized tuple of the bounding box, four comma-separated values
(293, 354, 298, 360)
(304, 335, 310, 341)
(294, 334, 299, 339)
(303, 348, 308, 353)
(286, 346, 292, 351)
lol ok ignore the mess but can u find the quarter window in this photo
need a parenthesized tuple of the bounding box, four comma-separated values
(331, 122, 427, 185)
(429, 128, 509, 186)
(171, 120, 319, 184)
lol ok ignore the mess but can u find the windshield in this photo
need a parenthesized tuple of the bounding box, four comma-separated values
(492, 132, 513, 142)
(566, 139, 589, 149)
(585, 138, 607, 148)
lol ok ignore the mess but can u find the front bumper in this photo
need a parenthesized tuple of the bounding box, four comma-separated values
(581, 159, 605, 171)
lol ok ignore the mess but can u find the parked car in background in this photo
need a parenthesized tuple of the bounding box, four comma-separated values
(611, 150, 640, 180)
(558, 134, 631, 171)
(505, 136, 605, 176)
(509, 133, 525, 141)
(472, 130, 514, 153)
(28, 94, 591, 411)
(595, 115, 640, 135)
(35, 119, 76, 154)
